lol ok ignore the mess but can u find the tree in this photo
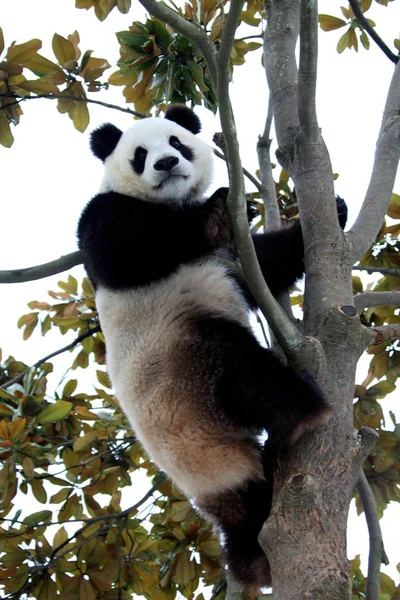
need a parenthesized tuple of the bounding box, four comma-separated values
(0, 0, 399, 599)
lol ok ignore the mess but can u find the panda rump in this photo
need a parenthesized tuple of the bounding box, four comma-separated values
(77, 105, 333, 592)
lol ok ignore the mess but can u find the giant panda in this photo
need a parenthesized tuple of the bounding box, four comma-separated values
(77, 105, 347, 591)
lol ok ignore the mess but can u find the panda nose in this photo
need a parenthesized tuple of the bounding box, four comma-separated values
(154, 156, 179, 172)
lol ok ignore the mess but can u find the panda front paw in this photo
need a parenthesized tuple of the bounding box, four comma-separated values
(336, 195, 348, 230)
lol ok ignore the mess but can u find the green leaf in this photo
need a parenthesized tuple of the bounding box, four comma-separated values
(337, 30, 351, 53)
(31, 478, 47, 503)
(23, 510, 52, 527)
(36, 400, 73, 424)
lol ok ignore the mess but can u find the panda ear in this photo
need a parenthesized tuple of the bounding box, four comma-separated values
(90, 123, 123, 161)
(165, 105, 201, 135)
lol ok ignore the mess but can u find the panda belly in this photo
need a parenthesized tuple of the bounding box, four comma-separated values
(95, 261, 263, 497)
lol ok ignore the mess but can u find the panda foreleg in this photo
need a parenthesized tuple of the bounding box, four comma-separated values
(196, 477, 273, 592)
(252, 221, 305, 296)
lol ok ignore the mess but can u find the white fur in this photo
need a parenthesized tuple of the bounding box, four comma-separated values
(99, 117, 214, 205)
(96, 261, 262, 497)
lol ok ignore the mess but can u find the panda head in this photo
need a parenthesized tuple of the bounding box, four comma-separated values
(91, 105, 214, 205)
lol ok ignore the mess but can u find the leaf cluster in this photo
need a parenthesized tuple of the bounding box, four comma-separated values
(318, 0, 399, 55)
(0, 278, 225, 599)
(0, 27, 110, 146)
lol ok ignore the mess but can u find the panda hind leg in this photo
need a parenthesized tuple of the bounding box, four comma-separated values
(196, 478, 273, 593)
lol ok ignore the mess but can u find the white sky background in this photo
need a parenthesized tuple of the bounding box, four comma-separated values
(0, 0, 400, 587)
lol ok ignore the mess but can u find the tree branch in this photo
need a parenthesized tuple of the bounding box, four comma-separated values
(354, 291, 400, 311)
(349, 61, 400, 262)
(0, 93, 146, 118)
(348, 0, 399, 64)
(0, 326, 100, 390)
(138, 0, 217, 86)
(368, 323, 400, 346)
(264, 0, 300, 152)
(0, 251, 82, 284)
(357, 470, 389, 600)
(353, 265, 400, 278)
(215, 0, 305, 358)
(298, 0, 319, 139)
(256, 101, 281, 230)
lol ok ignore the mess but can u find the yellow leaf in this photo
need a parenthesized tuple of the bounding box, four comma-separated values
(71, 100, 89, 132)
(0, 112, 14, 148)
(18, 80, 59, 95)
(117, 0, 131, 12)
(31, 478, 47, 503)
(50, 487, 70, 504)
(0, 27, 4, 56)
(52, 33, 76, 66)
(175, 551, 192, 586)
(199, 540, 221, 558)
(75, 406, 99, 420)
(318, 15, 347, 31)
(0, 403, 13, 417)
(36, 400, 72, 424)
(62, 379, 78, 398)
(73, 430, 98, 452)
(6, 39, 42, 64)
(108, 70, 138, 86)
(9, 417, 26, 441)
(67, 30, 81, 60)
(23, 53, 62, 76)
(171, 500, 194, 522)
(79, 579, 97, 600)
(53, 526, 68, 548)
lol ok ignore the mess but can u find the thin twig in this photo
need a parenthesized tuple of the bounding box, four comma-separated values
(256, 100, 280, 230)
(0, 92, 146, 118)
(0, 251, 83, 284)
(353, 265, 400, 278)
(348, 0, 399, 64)
(357, 470, 389, 600)
(0, 326, 100, 390)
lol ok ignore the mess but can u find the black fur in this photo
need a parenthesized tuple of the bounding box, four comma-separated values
(90, 123, 123, 161)
(165, 104, 201, 134)
(77, 189, 235, 290)
(131, 146, 148, 174)
(199, 478, 272, 590)
(169, 135, 194, 161)
(192, 316, 329, 448)
(336, 195, 348, 229)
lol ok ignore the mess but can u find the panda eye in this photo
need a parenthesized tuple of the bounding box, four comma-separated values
(136, 146, 147, 159)
(131, 146, 148, 175)
(169, 136, 181, 150)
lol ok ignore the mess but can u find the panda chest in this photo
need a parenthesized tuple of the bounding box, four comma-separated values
(94, 263, 249, 421)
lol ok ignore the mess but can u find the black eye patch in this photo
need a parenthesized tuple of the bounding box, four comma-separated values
(131, 146, 148, 174)
(169, 135, 194, 162)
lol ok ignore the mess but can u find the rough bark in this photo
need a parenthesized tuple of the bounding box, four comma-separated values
(260, 1, 387, 598)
